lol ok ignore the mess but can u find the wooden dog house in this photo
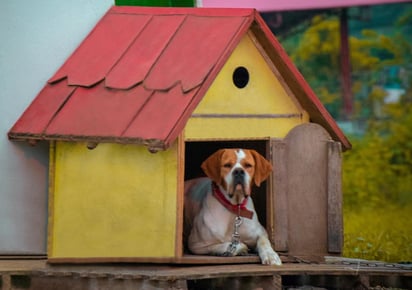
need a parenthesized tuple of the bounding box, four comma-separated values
(8, 6, 351, 263)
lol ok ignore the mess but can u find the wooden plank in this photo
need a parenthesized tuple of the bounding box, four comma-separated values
(144, 15, 248, 92)
(0, 260, 47, 274)
(47, 257, 177, 264)
(0, 255, 46, 260)
(8, 80, 75, 138)
(176, 254, 260, 265)
(39, 263, 412, 279)
(1, 259, 411, 285)
(123, 85, 199, 145)
(47, 141, 56, 259)
(190, 275, 282, 290)
(45, 82, 152, 138)
(327, 141, 343, 253)
(1, 274, 11, 290)
(49, 13, 152, 87)
(271, 139, 288, 252)
(47, 255, 261, 265)
(284, 123, 331, 258)
(175, 134, 185, 258)
(49, 142, 178, 260)
(248, 30, 304, 114)
(265, 140, 275, 247)
(106, 15, 186, 89)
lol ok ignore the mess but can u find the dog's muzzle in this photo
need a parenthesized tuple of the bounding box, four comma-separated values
(233, 168, 245, 185)
(230, 168, 247, 200)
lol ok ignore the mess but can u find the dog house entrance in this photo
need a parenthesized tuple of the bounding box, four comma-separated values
(182, 139, 271, 264)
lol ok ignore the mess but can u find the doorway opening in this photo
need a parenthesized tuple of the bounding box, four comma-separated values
(182, 139, 271, 263)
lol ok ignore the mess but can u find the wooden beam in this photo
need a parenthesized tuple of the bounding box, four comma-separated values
(327, 141, 343, 254)
(271, 139, 289, 252)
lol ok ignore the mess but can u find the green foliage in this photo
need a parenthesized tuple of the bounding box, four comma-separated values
(288, 11, 411, 120)
(290, 16, 341, 109)
(342, 87, 412, 262)
(281, 6, 412, 262)
(344, 93, 412, 207)
(343, 133, 391, 206)
(395, 7, 412, 26)
(343, 204, 412, 262)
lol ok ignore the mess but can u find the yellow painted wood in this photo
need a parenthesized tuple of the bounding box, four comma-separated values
(47, 141, 56, 257)
(186, 33, 309, 139)
(186, 117, 308, 140)
(50, 141, 178, 258)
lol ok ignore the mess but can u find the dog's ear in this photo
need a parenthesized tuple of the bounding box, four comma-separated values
(250, 150, 272, 187)
(201, 149, 225, 185)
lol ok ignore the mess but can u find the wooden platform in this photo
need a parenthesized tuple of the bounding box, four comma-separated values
(0, 258, 411, 289)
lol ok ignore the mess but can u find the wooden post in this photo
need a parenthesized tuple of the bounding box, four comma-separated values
(271, 140, 288, 252)
(278, 123, 332, 260)
(327, 141, 343, 254)
(1, 275, 11, 290)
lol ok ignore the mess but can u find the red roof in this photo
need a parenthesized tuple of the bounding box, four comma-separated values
(8, 6, 351, 151)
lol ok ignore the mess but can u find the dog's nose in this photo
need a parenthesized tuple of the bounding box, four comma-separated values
(233, 168, 245, 179)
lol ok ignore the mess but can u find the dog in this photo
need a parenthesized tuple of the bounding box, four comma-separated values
(184, 148, 282, 265)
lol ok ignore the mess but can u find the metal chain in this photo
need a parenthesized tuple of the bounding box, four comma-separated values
(224, 215, 243, 256)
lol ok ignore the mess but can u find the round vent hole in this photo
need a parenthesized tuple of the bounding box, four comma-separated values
(232, 66, 249, 89)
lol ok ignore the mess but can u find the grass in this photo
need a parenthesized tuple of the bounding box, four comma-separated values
(343, 203, 412, 263)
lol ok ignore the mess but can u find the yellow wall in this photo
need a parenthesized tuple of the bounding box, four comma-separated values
(185, 32, 309, 140)
(49, 141, 178, 259)
(47, 31, 311, 260)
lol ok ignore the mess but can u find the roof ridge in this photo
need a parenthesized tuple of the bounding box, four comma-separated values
(9, 7, 351, 151)
(110, 5, 256, 16)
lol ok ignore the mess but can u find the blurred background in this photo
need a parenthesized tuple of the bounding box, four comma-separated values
(1, 0, 411, 263)
(260, 2, 412, 262)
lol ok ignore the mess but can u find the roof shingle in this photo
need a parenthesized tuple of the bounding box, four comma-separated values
(8, 6, 351, 151)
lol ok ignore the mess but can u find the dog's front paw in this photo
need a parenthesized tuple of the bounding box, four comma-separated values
(257, 236, 282, 265)
(235, 243, 249, 256)
(259, 248, 282, 265)
(221, 242, 248, 257)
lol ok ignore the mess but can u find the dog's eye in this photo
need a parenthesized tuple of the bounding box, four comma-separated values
(223, 163, 232, 168)
(244, 163, 253, 168)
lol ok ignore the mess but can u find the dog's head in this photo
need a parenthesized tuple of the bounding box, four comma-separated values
(201, 149, 272, 204)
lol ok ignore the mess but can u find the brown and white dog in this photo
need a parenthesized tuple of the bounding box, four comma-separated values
(184, 149, 282, 265)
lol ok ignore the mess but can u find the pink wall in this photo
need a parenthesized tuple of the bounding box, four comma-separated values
(202, 0, 411, 11)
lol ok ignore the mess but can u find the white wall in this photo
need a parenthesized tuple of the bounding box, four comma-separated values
(0, 0, 113, 254)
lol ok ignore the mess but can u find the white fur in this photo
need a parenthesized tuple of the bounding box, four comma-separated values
(184, 150, 282, 266)
(224, 149, 252, 196)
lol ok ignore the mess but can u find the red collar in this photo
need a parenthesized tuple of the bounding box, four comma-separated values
(212, 183, 254, 219)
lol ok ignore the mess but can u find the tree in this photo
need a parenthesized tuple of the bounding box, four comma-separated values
(284, 6, 412, 262)
(285, 11, 411, 121)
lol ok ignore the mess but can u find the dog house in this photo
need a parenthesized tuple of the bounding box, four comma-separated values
(8, 6, 351, 263)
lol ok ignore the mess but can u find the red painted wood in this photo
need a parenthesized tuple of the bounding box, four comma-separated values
(49, 13, 152, 87)
(106, 15, 186, 89)
(123, 85, 198, 143)
(161, 13, 253, 147)
(10, 6, 350, 151)
(45, 82, 152, 137)
(144, 15, 248, 92)
(8, 80, 75, 137)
